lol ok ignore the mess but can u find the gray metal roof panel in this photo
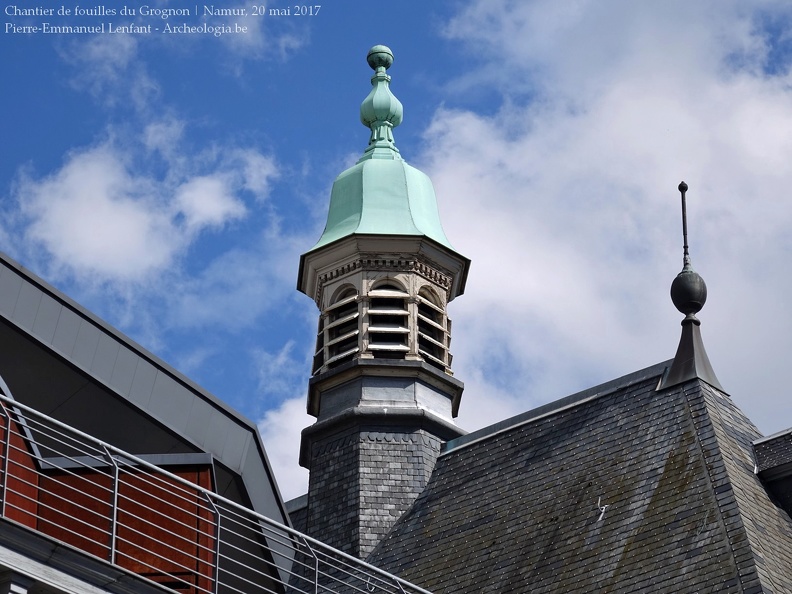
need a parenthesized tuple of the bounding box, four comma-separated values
(109, 345, 139, 396)
(0, 264, 23, 314)
(51, 304, 82, 355)
(13, 280, 42, 329)
(31, 291, 60, 344)
(72, 318, 102, 370)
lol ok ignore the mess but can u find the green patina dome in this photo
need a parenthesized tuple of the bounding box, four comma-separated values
(309, 46, 454, 252)
(311, 156, 453, 250)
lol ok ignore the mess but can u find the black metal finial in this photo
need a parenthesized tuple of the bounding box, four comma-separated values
(678, 181, 690, 267)
(670, 181, 707, 319)
(658, 180, 723, 392)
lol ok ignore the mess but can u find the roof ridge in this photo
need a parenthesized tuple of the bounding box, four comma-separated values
(689, 381, 792, 591)
(442, 360, 671, 456)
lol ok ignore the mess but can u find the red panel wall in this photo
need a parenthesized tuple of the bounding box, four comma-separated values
(115, 466, 215, 592)
(0, 414, 217, 594)
(0, 416, 40, 529)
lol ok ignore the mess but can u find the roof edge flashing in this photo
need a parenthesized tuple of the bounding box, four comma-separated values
(443, 360, 672, 456)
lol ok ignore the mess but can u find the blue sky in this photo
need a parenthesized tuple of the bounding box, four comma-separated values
(3, 1, 792, 499)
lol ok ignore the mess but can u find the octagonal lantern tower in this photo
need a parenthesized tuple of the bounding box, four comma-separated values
(296, 46, 470, 558)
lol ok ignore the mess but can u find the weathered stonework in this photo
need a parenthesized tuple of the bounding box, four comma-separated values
(358, 430, 442, 555)
(304, 425, 362, 554)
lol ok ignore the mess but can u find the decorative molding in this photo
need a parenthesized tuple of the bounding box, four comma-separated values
(311, 428, 443, 458)
(311, 432, 358, 458)
(315, 255, 453, 302)
(360, 431, 441, 448)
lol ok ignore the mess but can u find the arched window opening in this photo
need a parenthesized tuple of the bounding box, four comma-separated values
(372, 282, 403, 292)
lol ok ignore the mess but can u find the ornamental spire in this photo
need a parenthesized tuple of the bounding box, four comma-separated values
(359, 45, 403, 160)
(658, 181, 722, 391)
(670, 181, 707, 321)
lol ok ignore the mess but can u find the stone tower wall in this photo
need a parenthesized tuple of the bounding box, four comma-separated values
(358, 428, 442, 557)
(304, 424, 443, 558)
(304, 425, 361, 555)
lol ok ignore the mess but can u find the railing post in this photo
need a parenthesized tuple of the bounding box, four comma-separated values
(206, 494, 220, 594)
(314, 546, 319, 594)
(299, 535, 320, 594)
(0, 404, 9, 519)
(104, 447, 120, 564)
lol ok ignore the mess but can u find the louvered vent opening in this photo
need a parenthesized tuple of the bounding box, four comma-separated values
(417, 291, 448, 371)
(368, 285, 408, 360)
(320, 291, 359, 372)
(311, 317, 324, 374)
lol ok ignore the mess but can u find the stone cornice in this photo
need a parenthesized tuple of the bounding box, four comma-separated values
(298, 234, 470, 305)
(314, 254, 454, 303)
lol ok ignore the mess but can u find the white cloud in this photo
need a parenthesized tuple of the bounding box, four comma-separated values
(258, 397, 311, 502)
(12, 137, 279, 286)
(17, 147, 177, 282)
(59, 35, 158, 110)
(255, 341, 306, 398)
(218, 11, 308, 61)
(419, 0, 792, 436)
(144, 119, 186, 157)
(166, 240, 304, 331)
(238, 149, 280, 199)
(255, 342, 313, 500)
(175, 175, 247, 231)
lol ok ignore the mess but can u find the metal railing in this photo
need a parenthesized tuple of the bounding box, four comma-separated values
(0, 394, 432, 594)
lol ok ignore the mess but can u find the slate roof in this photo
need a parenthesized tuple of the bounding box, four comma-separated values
(755, 429, 792, 478)
(754, 432, 792, 533)
(366, 362, 792, 593)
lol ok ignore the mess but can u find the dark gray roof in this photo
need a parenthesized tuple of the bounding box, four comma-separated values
(367, 363, 792, 593)
(755, 429, 792, 478)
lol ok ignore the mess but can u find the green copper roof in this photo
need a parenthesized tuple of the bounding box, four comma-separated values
(309, 46, 455, 252)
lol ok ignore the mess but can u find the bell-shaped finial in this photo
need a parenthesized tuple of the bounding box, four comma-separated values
(359, 45, 403, 160)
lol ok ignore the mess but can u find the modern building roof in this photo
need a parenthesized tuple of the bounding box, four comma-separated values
(366, 364, 792, 592)
(0, 251, 289, 527)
